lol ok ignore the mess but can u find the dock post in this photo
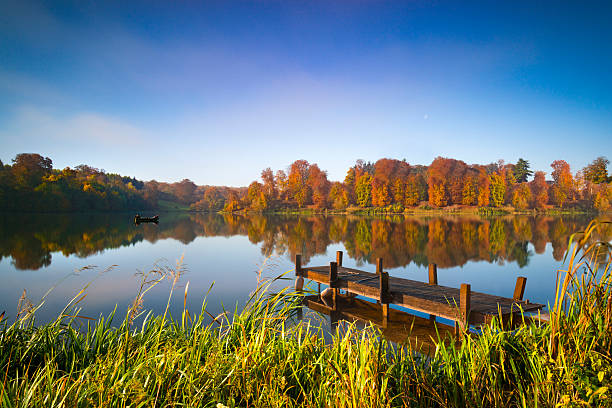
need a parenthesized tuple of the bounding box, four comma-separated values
(329, 261, 338, 310)
(428, 263, 437, 319)
(336, 251, 343, 267)
(380, 271, 389, 322)
(513, 277, 527, 300)
(376, 258, 383, 304)
(295, 254, 302, 276)
(376, 258, 383, 275)
(428, 264, 438, 285)
(459, 283, 471, 335)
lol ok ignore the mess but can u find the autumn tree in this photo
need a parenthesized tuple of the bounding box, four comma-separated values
(593, 185, 611, 211)
(429, 184, 447, 207)
(247, 181, 268, 211)
(502, 164, 516, 204)
(223, 193, 241, 212)
(370, 159, 410, 207)
(462, 176, 477, 205)
(274, 170, 288, 202)
(11, 153, 53, 189)
(260, 167, 277, 202)
(512, 183, 532, 210)
(308, 164, 330, 209)
(343, 167, 357, 205)
(329, 182, 349, 209)
(393, 178, 405, 204)
(201, 187, 224, 211)
(477, 169, 490, 207)
(287, 160, 312, 207)
(405, 174, 427, 206)
(530, 171, 549, 208)
(173, 179, 197, 204)
(427, 157, 449, 207)
(143, 180, 160, 207)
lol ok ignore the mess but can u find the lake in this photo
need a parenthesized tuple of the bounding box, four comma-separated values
(0, 212, 607, 325)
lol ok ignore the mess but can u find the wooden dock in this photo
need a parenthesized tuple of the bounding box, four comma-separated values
(295, 251, 544, 331)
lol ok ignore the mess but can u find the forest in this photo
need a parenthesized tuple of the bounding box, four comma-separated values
(0, 153, 610, 213)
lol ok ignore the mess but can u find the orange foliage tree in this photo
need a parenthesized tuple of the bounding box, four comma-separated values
(550, 160, 574, 207)
(530, 171, 549, 208)
(287, 160, 312, 207)
(477, 169, 490, 206)
(308, 164, 330, 209)
(512, 183, 532, 210)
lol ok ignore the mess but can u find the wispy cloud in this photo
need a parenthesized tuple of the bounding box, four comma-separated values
(2, 106, 146, 146)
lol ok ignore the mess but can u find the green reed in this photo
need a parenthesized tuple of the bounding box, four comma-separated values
(0, 222, 611, 407)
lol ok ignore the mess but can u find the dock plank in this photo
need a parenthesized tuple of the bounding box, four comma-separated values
(300, 263, 544, 327)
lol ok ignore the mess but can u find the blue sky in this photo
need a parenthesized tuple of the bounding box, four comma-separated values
(1, 1, 611, 186)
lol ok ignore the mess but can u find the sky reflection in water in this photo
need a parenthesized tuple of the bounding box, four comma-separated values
(0, 212, 608, 324)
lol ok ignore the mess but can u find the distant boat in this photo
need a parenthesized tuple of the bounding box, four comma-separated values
(134, 214, 159, 224)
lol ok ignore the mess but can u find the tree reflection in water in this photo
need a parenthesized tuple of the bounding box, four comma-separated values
(1, 213, 609, 271)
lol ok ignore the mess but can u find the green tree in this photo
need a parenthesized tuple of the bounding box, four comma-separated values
(355, 173, 372, 207)
(489, 173, 506, 207)
(513, 158, 533, 183)
(329, 182, 349, 209)
(583, 156, 609, 184)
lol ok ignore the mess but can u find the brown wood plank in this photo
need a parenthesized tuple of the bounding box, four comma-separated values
(302, 264, 544, 325)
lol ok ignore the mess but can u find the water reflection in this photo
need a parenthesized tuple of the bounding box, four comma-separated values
(1, 212, 609, 271)
(301, 294, 455, 352)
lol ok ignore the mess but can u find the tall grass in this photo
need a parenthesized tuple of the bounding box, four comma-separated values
(0, 221, 611, 407)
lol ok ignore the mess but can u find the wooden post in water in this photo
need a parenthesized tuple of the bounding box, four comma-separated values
(428, 264, 438, 319)
(336, 251, 343, 267)
(329, 261, 338, 310)
(295, 254, 302, 276)
(380, 271, 389, 323)
(513, 277, 527, 300)
(376, 258, 383, 304)
(459, 283, 471, 336)
(428, 263, 438, 285)
(294, 254, 304, 291)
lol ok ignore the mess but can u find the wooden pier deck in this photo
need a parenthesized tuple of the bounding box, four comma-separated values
(295, 251, 544, 330)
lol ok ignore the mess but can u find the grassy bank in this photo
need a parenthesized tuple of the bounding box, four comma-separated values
(1, 222, 611, 407)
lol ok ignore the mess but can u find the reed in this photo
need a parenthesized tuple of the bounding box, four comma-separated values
(0, 222, 610, 407)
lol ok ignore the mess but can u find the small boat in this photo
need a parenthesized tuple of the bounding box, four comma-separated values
(134, 214, 159, 224)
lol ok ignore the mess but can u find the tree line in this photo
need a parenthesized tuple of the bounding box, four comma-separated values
(215, 156, 612, 212)
(0, 153, 610, 212)
(0, 153, 242, 212)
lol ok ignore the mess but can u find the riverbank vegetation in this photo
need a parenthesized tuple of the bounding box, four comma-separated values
(1, 154, 610, 214)
(0, 221, 610, 407)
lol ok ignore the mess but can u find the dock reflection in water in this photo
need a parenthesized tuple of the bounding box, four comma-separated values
(302, 294, 455, 352)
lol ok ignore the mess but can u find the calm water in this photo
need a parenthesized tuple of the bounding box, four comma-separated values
(0, 212, 608, 324)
